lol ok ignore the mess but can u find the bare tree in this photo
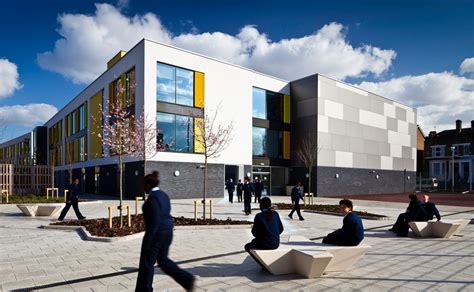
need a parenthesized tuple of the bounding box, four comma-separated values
(193, 105, 234, 218)
(92, 97, 161, 227)
(296, 133, 320, 200)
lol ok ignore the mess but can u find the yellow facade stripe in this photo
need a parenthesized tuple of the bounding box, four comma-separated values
(194, 72, 205, 108)
(283, 131, 291, 160)
(283, 94, 291, 124)
(107, 50, 127, 69)
(89, 90, 103, 159)
(194, 117, 205, 153)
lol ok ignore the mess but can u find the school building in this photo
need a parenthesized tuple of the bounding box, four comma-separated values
(0, 38, 417, 198)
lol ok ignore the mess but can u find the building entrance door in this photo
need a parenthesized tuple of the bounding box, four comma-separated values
(252, 166, 270, 196)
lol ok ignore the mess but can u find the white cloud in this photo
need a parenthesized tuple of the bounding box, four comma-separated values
(357, 71, 474, 132)
(0, 104, 58, 127)
(460, 57, 474, 75)
(38, 3, 395, 83)
(0, 59, 22, 99)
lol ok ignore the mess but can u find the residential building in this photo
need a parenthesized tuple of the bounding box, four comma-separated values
(425, 120, 474, 191)
(0, 38, 418, 198)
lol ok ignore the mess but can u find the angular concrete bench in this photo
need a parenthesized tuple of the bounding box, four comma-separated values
(409, 220, 469, 239)
(17, 204, 64, 217)
(250, 235, 370, 278)
(286, 236, 371, 272)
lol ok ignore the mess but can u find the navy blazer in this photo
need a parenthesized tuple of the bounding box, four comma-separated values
(67, 183, 80, 202)
(291, 186, 303, 205)
(243, 182, 254, 198)
(251, 209, 284, 249)
(422, 202, 441, 221)
(407, 200, 428, 221)
(339, 212, 364, 245)
(142, 189, 173, 234)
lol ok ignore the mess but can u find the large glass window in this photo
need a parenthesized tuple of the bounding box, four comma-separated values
(252, 88, 266, 119)
(252, 87, 284, 121)
(266, 91, 283, 121)
(267, 129, 282, 159)
(253, 127, 266, 157)
(157, 112, 176, 151)
(157, 64, 176, 103)
(157, 112, 194, 153)
(157, 63, 194, 106)
(175, 115, 194, 152)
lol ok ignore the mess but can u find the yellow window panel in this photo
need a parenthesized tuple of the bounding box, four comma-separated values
(194, 72, 205, 108)
(284, 94, 291, 124)
(89, 90, 103, 159)
(194, 117, 205, 153)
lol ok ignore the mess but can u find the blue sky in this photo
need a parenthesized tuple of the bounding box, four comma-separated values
(0, 0, 473, 142)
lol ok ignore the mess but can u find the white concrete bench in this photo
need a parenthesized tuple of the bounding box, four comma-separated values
(409, 220, 469, 239)
(250, 236, 370, 278)
(17, 204, 64, 217)
(286, 236, 371, 272)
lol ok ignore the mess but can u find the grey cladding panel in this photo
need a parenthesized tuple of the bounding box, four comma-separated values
(297, 98, 317, 118)
(352, 153, 368, 169)
(379, 142, 391, 156)
(393, 157, 405, 170)
(328, 117, 347, 136)
(366, 154, 381, 169)
(387, 117, 398, 132)
(402, 146, 412, 159)
(319, 81, 340, 102)
(364, 140, 381, 155)
(362, 125, 388, 142)
(331, 134, 350, 152)
(396, 107, 407, 121)
(339, 90, 370, 111)
(318, 132, 332, 149)
(369, 95, 385, 115)
(349, 137, 365, 154)
(343, 105, 359, 123)
(345, 122, 363, 138)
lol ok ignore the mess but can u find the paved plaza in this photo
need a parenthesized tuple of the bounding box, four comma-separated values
(0, 195, 473, 291)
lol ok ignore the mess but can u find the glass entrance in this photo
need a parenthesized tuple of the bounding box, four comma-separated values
(252, 166, 270, 196)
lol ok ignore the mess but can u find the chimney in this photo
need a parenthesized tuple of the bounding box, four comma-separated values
(429, 131, 436, 141)
(471, 120, 474, 132)
(456, 120, 462, 134)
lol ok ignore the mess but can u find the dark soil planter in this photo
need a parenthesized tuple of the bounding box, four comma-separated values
(51, 215, 252, 237)
(274, 203, 387, 219)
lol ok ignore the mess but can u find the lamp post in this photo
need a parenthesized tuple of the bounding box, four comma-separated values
(451, 146, 456, 192)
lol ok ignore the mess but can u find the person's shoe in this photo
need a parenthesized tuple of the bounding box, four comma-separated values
(396, 232, 408, 237)
(79, 217, 86, 220)
(299, 218, 305, 221)
(388, 228, 394, 232)
(185, 275, 196, 291)
(57, 218, 63, 221)
(288, 214, 293, 219)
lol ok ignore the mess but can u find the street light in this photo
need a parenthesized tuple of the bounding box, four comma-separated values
(451, 146, 456, 192)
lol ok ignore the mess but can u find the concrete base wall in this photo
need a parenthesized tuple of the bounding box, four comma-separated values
(316, 166, 416, 196)
(146, 161, 225, 199)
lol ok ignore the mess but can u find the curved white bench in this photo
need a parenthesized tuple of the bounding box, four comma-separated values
(17, 204, 64, 217)
(250, 235, 370, 278)
(409, 220, 469, 239)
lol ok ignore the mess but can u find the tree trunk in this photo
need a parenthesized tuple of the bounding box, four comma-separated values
(203, 157, 208, 219)
(119, 154, 123, 228)
(308, 167, 312, 204)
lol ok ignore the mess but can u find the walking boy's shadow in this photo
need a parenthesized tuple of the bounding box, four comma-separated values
(184, 257, 306, 283)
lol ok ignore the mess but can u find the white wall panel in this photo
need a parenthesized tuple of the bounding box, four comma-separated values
(359, 109, 387, 130)
(335, 151, 353, 168)
(380, 156, 393, 170)
(324, 100, 344, 120)
(384, 103, 396, 118)
(318, 115, 329, 133)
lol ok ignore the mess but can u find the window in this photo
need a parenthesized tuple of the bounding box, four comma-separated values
(157, 112, 194, 153)
(453, 144, 470, 156)
(431, 146, 444, 157)
(252, 88, 266, 119)
(433, 163, 441, 175)
(267, 129, 282, 159)
(252, 87, 284, 121)
(253, 127, 266, 157)
(157, 63, 194, 106)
